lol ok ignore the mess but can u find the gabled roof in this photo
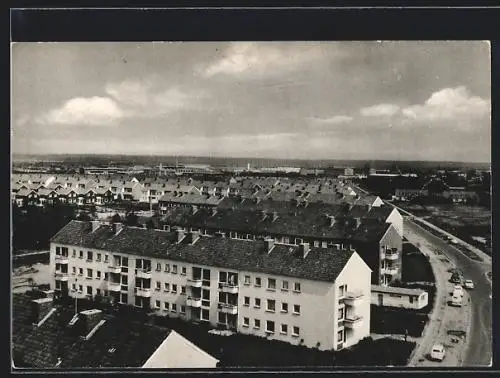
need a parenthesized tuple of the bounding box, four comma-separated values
(12, 294, 172, 368)
(51, 220, 356, 282)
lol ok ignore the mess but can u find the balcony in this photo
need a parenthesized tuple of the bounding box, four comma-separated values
(108, 265, 121, 274)
(218, 302, 238, 315)
(135, 287, 152, 297)
(54, 272, 69, 281)
(383, 267, 399, 275)
(108, 282, 121, 292)
(55, 255, 69, 264)
(385, 251, 399, 261)
(344, 315, 364, 329)
(187, 278, 203, 288)
(219, 282, 239, 294)
(186, 296, 202, 308)
(135, 269, 152, 279)
(343, 292, 364, 307)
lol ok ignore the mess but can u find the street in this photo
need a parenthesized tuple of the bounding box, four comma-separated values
(405, 219, 492, 366)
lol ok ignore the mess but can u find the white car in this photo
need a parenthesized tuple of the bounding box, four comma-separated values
(454, 285, 464, 297)
(430, 344, 446, 361)
(464, 280, 474, 289)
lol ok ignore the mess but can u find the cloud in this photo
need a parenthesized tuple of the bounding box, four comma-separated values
(105, 80, 152, 107)
(36, 96, 124, 126)
(360, 103, 401, 117)
(201, 42, 335, 78)
(401, 86, 490, 121)
(308, 115, 353, 125)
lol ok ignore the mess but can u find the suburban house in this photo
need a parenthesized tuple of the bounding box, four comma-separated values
(49, 220, 372, 352)
(12, 292, 219, 368)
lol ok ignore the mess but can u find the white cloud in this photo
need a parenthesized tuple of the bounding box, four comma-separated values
(402, 86, 490, 121)
(360, 103, 401, 117)
(105, 80, 152, 107)
(36, 96, 124, 126)
(308, 115, 353, 125)
(201, 42, 336, 78)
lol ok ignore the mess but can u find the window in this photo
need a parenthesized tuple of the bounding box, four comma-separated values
(87, 251, 93, 261)
(104, 290, 108, 296)
(164, 302, 170, 311)
(87, 286, 92, 295)
(96, 289, 101, 296)
(121, 293, 128, 303)
(266, 320, 275, 333)
(71, 283, 76, 290)
(244, 275, 251, 285)
(155, 281, 161, 290)
(155, 300, 161, 308)
(104, 254, 109, 263)
(172, 265, 178, 274)
(87, 269, 93, 279)
(201, 309, 209, 321)
(267, 299, 276, 312)
(339, 284, 347, 298)
(268, 278, 276, 290)
(164, 283, 170, 292)
(281, 324, 288, 334)
(281, 302, 288, 313)
(180, 305, 186, 314)
(104, 272, 108, 281)
(282, 281, 289, 291)
(410, 296, 415, 304)
(313, 240, 320, 247)
(255, 277, 262, 287)
(338, 330, 344, 342)
(338, 307, 345, 320)
(79, 285, 83, 292)
(79, 250, 84, 259)
(156, 263, 162, 271)
(55, 281, 61, 290)
(172, 284, 177, 293)
(254, 319, 261, 329)
(96, 271, 101, 279)
(243, 317, 250, 327)
(293, 304, 300, 315)
(181, 266, 186, 275)
(181, 286, 186, 295)
(72, 249, 76, 257)
(292, 326, 300, 337)
(244, 296, 250, 306)
(171, 304, 177, 313)
(220, 272, 227, 283)
(97, 253, 101, 261)
(294, 282, 301, 293)
(254, 298, 261, 308)
(164, 264, 170, 273)
(72, 267, 76, 275)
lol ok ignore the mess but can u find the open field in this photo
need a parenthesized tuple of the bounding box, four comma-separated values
(395, 203, 491, 256)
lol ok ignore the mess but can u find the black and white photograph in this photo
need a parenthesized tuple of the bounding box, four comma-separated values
(11, 40, 492, 369)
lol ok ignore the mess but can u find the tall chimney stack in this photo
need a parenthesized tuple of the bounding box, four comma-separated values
(264, 238, 275, 254)
(91, 220, 101, 232)
(175, 228, 185, 243)
(30, 297, 54, 325)
(113, 222, 123, 235)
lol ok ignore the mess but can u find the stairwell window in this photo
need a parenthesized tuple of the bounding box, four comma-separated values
(292, 326, 300, 337)
(266, 320, 275, 334)
(266, 299, 276, 313)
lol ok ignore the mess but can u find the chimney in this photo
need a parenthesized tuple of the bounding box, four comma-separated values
(329, 215, 336, 227)
(260, 210, 267, 221)
(355, 217, 362, 229)
(91, 220, 101, 232)
(211, 207, 217, 216)
(79, 309, 105, 339)
(264, 238, 275, 254)
(175, 228, 185, 243)
(186, 230, 200, 245)
(113, 222, 123, 235)
(272, 211, 278, 222)
(192, 205, 198, 214)
(31, 298, 54, 325)
(366, 204, 372, 212)
(299, 242, 311, 259)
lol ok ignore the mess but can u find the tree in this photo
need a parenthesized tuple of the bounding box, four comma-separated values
(111, 213, 122, 223)
(125, 211, 139, 227)
(145, 219, 156, 230)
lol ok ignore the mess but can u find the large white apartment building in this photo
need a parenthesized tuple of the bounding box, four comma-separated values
(49, 220, 372, 352)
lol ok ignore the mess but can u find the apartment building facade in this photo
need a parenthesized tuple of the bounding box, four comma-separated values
(50, 220, 372, 351)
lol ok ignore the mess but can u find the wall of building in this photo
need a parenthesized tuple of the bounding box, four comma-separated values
(379, 225, 403, 285)
(335, 252, 372, 349)
(386, 208, 404, 237)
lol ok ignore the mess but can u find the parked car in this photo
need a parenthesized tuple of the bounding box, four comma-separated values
(454, 285, 464, 297)
(464, 279, 474, 289)
(450, 272, 463, 284)
(450, 293, 463, 307)
(430, 344, 446, 361)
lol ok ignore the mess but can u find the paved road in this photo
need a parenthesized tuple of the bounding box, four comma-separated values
(406, 220, 492, 366)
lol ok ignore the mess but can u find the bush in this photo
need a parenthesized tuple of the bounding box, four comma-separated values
(370, 305, 429, 337)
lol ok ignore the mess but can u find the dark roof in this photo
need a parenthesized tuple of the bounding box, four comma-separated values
(51, 221, 356, 282)
(12, 294, 171, 368)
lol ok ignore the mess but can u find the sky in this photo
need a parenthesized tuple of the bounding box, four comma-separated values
(11, 41, 491, 162)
